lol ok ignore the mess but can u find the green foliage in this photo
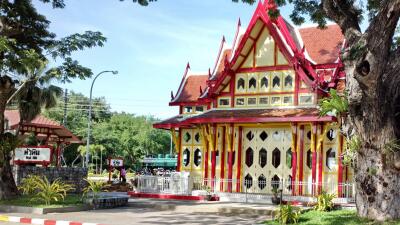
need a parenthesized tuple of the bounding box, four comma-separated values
(342, 135, 361, 166)
(384, 139, 400, 154)
(319, 89, 349, 117)
(18, 175, 41, 195)
(275, 204, 300, 224)
(0, 133, 21, 166)
(314, 192, 335, 212)
(19, 176, 74, 205)
(82, 179, 109, 199)
(265, 209, 400, 225)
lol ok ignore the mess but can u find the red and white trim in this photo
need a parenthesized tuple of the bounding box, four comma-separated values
(0, 215, 104, 225)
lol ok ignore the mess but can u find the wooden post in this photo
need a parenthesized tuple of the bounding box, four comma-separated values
(227, 124, 234, 192)
(318, 123, 324, 194)
(236, 126, 243, 192)
(291, 123, 297, 196)
(338, 134, 344, 197)
(220, 126, 226, 191)
(211, 125, 217, 191)
(311, 123, 318, 196)
(298, 125, 304, 195)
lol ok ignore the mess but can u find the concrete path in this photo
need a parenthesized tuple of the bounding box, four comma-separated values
(0, 198, 283, 225)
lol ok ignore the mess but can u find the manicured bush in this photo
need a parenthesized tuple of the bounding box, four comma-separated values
(314, 191, 335, 212)
(82, 179, 109, 199)
(275, 204, 300, 224)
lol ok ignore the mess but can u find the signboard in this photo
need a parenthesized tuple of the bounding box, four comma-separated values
(108, 158, 123, 167)
(14, 146, 52, 165)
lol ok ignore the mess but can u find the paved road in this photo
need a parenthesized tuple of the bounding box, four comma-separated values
(2, 207, 269, 225)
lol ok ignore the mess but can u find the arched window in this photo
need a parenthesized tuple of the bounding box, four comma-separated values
(272, 75, 281, 89)
(259, 148, 267, 168)
(272, 148, 281, 168)
(326, 148, 336, 170)
(245, 174, 253, 189)
(271, 175, 280, 189)
(183, 148, 190, 167)
(194, 132, 200, 143)
(258, 174, 266, 190)
(237, 78, 245, 90)
(261, 76, 269, 89)
(249, 77, 257, 89)
(184, 132, 191, 143)
(194, 148, 202, 167)
(284, 75, 293, 88)
(306, 149, 312, 169)
(245, 147, 254, 167)
(326, 129, 336, 141)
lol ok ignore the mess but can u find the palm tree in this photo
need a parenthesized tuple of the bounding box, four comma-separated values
(0, 60, 62, 200)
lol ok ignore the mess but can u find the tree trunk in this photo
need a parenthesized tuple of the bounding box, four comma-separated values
(0, 75, 19, 200)
(344, 47, 400, 220)
(0, 153, 19, 200)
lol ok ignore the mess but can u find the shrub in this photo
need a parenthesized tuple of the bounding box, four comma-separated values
(314, 191, 336, 211)
(319, 89, 348, 117)
(275, 204, 300, 224)
(30, 177, 74, 205)
(19, 175, 41, 195)
(82, 179, 109, 199)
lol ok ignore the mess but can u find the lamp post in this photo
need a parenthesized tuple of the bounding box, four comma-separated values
(85, 70, 118, 168)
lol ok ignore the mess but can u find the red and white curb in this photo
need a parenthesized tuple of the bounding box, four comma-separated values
(0, 215, 105, 225)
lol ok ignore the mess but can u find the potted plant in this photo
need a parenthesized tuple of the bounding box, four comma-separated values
(202, 185, 213, 201)
(271, 187, 282, 205)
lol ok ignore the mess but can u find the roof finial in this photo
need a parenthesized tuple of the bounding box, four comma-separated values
(200, 86, 203, 95)
(170, 91, 174, 100)
(186, 62, 191, 70)
(208, 68, 212, 78)
(238, 17, 241, 27)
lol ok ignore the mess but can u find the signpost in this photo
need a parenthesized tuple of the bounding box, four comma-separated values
(14, 146, 53, 167)
(107, 157, 124, 182)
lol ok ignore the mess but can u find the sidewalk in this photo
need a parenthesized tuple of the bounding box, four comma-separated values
(0, 198, 283, 225)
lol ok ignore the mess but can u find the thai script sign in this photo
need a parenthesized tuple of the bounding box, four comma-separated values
(14, 147, 52, 164)
(108, 158, 123, 167)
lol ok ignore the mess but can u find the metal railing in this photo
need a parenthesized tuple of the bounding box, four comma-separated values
(132, 175, 355, 203)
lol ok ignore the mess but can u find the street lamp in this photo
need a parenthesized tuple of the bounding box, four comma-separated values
(85, 70, 118, 168)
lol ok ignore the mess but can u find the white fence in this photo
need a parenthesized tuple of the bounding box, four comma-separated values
(133, 175, 355, 203)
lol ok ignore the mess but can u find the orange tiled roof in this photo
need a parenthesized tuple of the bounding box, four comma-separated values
(5, 110, 60, 128)
(299, 24, 344, 64)
(173, 74, 208, 103)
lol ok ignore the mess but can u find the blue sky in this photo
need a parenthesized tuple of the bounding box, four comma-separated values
(34, 0, 295, 119)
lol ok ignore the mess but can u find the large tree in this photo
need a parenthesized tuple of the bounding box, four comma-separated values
(142, 0, 400, 220)
(241, 0, 399, 221)
(0, 0, 108, 199)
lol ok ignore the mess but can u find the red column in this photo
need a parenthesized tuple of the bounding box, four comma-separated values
(291, 124, 297, 196)
(176, 129, 181, 172)
(220, 126, 226, 191)
(311, 124, 317, 196)
(298, 125, 304, 195)
(338, 135, 344, 197)
(204, 137, 209, 184)
(227, 125, 234, 192)
(211, 125, 217, 190)
(236, 126, 243, 192)
(318, 124, 324, 194)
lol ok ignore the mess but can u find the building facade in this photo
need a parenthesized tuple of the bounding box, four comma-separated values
(154, 1, 352, 197)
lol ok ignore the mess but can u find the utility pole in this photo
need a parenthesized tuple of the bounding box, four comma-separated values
(62, 89, 68, 127)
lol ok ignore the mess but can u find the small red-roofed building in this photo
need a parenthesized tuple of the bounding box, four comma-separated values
(153, 1, 351, 198)
(5, 110, 81, 167)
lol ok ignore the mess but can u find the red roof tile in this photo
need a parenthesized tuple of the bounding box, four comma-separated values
(172, 74, 208, 103)
(5, 110, 81, 144)
(299, 25, 344, 64)
(5, 110, 60, 128)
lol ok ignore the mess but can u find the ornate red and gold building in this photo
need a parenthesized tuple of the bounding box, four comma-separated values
(154, 1, 351, 196)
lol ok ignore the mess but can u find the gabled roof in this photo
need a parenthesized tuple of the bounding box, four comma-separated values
(298, 25, 344, 64)
(5, 110, 81, 144)
(170, 72, 208, 105)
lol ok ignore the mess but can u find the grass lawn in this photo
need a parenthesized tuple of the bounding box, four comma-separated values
(264, 209, 400, 225)
(0, 194, 84, 208)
